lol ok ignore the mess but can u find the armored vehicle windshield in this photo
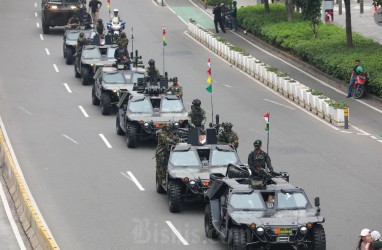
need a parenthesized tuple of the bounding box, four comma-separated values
(230, 192, 266, 210)
(103, 71, 126, 84)
(277, 191, 309, 209)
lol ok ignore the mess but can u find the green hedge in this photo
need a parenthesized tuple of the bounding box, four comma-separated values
(206, 0, 232, 6)
(238, 4, 382, 97)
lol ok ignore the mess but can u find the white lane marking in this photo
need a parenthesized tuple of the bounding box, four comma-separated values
(36, 22, 40, 28)
(264, 99, 295, 110)
(165, 221, 189, 245)
(78, 106, 89, 118)
(40, 34, 44, 40)
(53, 64, 59, 72)
(188, 0, 382, 116)
(45, 48, 50, 56)
(17, 106, 33, 116)
(350, 124, 370, 136)
(356, 132, 369, 135)
(340, 131, 352, 134)
(379, 140, 382, 144)
(63, 83, 72, 93)
(35, 12, 38, 17)
(223, 84, 232, 88)
(34, 2, 37, 7)
(371, 136, 377, 140)
(99, 134, 112, 148)
(124, 171, 145, 191)
(185, 31, 341, 132)
(0, 182, 27, 250)
(62, 134, 79, 144)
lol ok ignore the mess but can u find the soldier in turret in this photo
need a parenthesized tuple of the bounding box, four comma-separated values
(145, 59, 160, 84)
(188, 99, 206, 129)
(217, 122, 239, 149)
(166, 77, 183, 98)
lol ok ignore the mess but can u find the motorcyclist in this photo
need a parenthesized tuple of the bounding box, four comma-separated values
(96, 18, 105, 35)
(188, 99, 206, 129)
(166, 77, 183, 98)
(110, 8, 123, 22)
(217, 122, 239, 149)
(145, 59, 160, 84)
(248, 139, 274, 173)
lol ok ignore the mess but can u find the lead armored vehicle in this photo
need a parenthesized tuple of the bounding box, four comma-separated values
(41, 0, 84, 34)
(63, 28, 95, 65)
(204, 167, 325, 250)
(74, 44, 118, 85)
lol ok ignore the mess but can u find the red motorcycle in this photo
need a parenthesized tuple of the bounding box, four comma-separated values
(353, 73, 368, 99)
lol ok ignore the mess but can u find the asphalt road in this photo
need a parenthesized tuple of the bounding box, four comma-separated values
(0, 0, 381, 249)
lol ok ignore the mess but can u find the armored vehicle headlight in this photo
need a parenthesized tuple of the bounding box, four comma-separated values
(173, 122, 179, 128)
(70, 5, 77, 9)
(189, 180, 196, 185)
(50, 5, 58, 9)
(144, 122, 149, 128)
(256, 227, 265, 235)
(299, 226, 307, 235)
(112, 89, 118, 93)
(250, 223, 256, 230)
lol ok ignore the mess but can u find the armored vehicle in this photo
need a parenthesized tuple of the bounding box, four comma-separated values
(41, 0, 84, 34)
(204, 168, 325, 250)
(63, 28, 95, 65)
(156, 129, 242, 213)
(92, 66, 145, 115)
(115, 90, 189, 148)
(74, 44, 118, 85)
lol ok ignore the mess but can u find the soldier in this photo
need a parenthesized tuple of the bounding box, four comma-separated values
(116, 32, 129, 49)
(145, 59, 160, 84)
(188, 99, 206, 128)
(80, 7, 92, 29)
(166, 77, 183, 98)
(114, 42, 130, 69)
(75, 32, 88, 70)
(217, 122, 239, 149)
(67, 15, 80, 29)
(248, 139, 274, 172)
(96, 18, 105, 35)
(156, 124, 178, 181)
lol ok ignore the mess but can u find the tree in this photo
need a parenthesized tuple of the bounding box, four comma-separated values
(373, 0, 382, 7)
(344, 0, 353, 48)
(296, 0, 322, 38)
(285, 0, 295, 21)
(264, 0, 270, 13)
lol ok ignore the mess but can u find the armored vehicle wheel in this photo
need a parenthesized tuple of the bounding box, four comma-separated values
(92, 85, 100, 105)
(116, 116, 125, 136)
(168, 180, 182, 213)
(74, 65, 81, 78)
(204, 204, 218, 239)
(126, 124, 138, 148)
(42, 22, 50, 34)
(101, 92, 112, 115)
(353, 85, 365, 99)
(230, 227, 246, 250)
(65, 48, 74, 65)
(156, 169, 166, 194)
(311, 224, 326, 250)
(81, 67, 90, 85)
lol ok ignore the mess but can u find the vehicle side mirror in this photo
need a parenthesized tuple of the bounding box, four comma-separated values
(314, 197, 320, 207)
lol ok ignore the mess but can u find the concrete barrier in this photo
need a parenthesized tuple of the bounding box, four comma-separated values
(0, 119, 59, 250)
(187, 22, 347, 127)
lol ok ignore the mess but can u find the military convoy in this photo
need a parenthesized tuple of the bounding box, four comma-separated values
(63, 28, 95, 65)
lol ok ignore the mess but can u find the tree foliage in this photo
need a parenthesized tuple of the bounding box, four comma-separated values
(373, 0, 382, 6)
(294, 0, 322, 38)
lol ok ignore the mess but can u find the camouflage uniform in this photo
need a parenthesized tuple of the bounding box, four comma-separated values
(75, 33, 88, 70)
(68, 16, 80, 29)
(167, 82, 183, 98)
(156, 124, 178, 181)
(217, 122, 239, 149)
(116, 32, 129, 49)
(188, 100, 206, 128)
(96, 19, 105, 35)
(145, 59, 160, 84)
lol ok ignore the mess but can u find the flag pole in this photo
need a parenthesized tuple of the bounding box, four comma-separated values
(267, 113, 270, 155)
(210, 94, 214, 123)
(131, 26, 134, 54)
(163, 46, 165, 75)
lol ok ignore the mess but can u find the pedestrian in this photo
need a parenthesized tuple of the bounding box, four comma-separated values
(231, 1, 238, 31)
(213, 3, 225, 33)
(347, 59, 363, 98)
(357, 228, 373, 250)
(371, 231, 382, 250)
(88, 0, 102, 27)
(247, 139, 274, 172)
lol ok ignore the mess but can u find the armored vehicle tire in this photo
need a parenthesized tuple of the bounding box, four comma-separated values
(92, 85, 100, 105)
(155, 169, 166, 194)
(126, 124, 138, 148)
(116, 116, 125, 135)
(311, 224, 326, 250)
(42, 22, 50, 34)
(204, 204, 218, 239)
(101, 93, 112, 115)
(81, 67, 90, 85)
(227, 167, 249, 179)
(230, 227, 247, 250)
(65, 48, 74, 65)
(168, 180, 182, 213)
(74, 65, 81, 78)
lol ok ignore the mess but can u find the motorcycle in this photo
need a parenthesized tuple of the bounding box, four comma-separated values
(107, 17, 126, 40)
(353, 73, 368, 99)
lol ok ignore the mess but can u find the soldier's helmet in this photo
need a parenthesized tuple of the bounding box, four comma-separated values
(161, 123, 172, 132)
(172, 77, 178, 84)
(192, 99, 201, 107)
(113, 9, 119, 16)
(120, 32, 126, 38)
(79, 32, 85, 38)
(254, 139, 262, 147)
(97, 18, 103, 24)
(222, 122, 233, 130)
(148, 59, 155, 67)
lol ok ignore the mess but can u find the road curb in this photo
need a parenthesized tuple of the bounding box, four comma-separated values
(0, 123, 59, 250)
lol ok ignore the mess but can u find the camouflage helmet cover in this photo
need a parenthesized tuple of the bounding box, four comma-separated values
(192, 99, 201, 106)
(222, 122, 233, 128)
(79, 32, 85, 37)
(120, 32, 126, 38)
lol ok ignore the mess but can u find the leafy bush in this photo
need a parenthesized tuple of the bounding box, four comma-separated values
(207, 0, 232, 6)
(238, 3, 382, 97)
